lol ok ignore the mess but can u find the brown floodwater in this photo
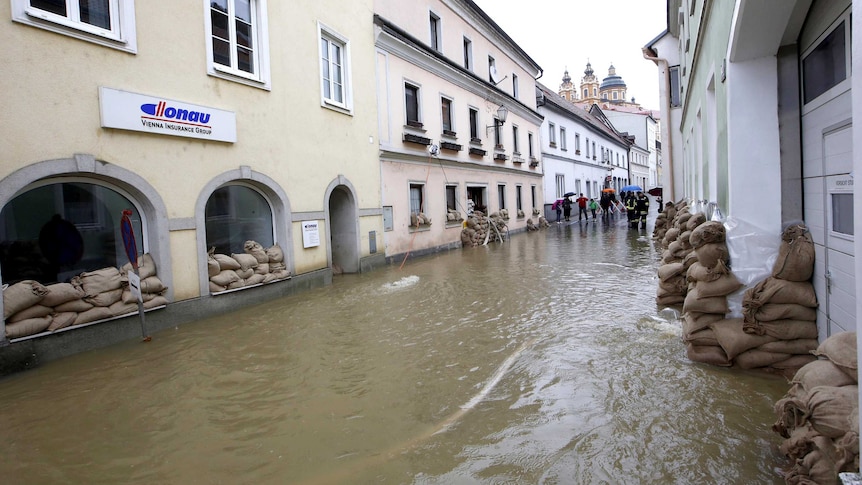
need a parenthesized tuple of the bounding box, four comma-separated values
(0, 218, 790, 484)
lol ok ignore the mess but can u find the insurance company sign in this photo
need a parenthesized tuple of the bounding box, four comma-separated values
(99, 87, 236, 143)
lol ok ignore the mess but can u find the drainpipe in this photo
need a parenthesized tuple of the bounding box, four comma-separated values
(642, 46, 675, 202)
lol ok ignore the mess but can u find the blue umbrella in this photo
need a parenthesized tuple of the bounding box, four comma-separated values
(621, 185, 643, 192)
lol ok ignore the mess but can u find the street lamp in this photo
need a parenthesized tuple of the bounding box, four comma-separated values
(485, 105, 509, 134)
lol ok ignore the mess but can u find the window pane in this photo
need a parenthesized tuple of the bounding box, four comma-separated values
(803, 21, 846, 104)
(446, 187, 456, 211)
(0, 182, 142, 284)
(441, 99, 451, 131)
(212, 38, 230, 66)
(469, 109, 478, 138)
(79, 0, 111, 30)
(235, 19, 252, 48)
(211, 9, 229, 41)
(205, 185, 273, 256)
(409, 186, 422, 214)
(405, 86, 418, 123)
(832, 193, 854, 235)
(234, 0, 251, 23)
(237, 46, 253, 73)
(211, 0, 228, 14)
(30, 0, 66, 17)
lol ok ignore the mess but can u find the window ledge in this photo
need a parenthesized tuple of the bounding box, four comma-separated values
(469, 147, 487, 156)
(403, 133, 432, 146)
(440, 141, 462, 151)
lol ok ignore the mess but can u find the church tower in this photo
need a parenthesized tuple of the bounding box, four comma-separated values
(580, 61, 601, 104)
(559, 68, 577, 103)
(600, 64, 627, 103)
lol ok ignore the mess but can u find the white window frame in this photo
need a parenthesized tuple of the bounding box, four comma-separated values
(12, 0, 137, 53)
(429, 11, 441, 52)
(204, 0, 271, 90)
(318, 22, 353, 113)
(560, 127, 567, 151)
(463, 36, 473, 71)
(512, 73, 519, 99)
(404, 81, 422, 127)
(548, 122, 557, 146)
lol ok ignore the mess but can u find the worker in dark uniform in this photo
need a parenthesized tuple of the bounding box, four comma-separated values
(635, 191, 650, 229)
(624, 192, 637, 228)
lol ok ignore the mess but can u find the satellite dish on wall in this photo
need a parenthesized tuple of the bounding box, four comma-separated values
(428, 144, 439, 156)
(489, 65, 507, 86)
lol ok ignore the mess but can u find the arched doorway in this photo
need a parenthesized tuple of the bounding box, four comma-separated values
(328, 186, 358, 274)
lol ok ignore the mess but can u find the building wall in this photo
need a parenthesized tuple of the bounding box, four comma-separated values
(0, 0, 384, 350)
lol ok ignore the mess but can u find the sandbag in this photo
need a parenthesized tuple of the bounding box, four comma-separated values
(745, 303, 816, 323)
(54, 298, 94, 313)
(658, 276, 687, 296)
(244, 240, 269, 264)
(244, 274, 266, 286)
(695, 273, 743, 298)
(683, 311, 725, 334)
(683, 287, 728, 315)
(8, 304, 53, 323)
(774, 396, 807, 438)
(683, 327, 718, 346)
(235, 268, 254, 280)
(658, 262, 686, 281)
(212, 254, 241, 271)
(656, 294, 685, 306)
(41, 282, 86, 307)
(694, 242, 729, 269)
(266, 245, 284, 263)
(122, 290, 159, 304)
(773, 224, 815, 282)
(254, 263, 270, 275)
(734, 349, 792, 369)
(682, 251, 698, 270)
(5, 315, 52, 339)
(47, 312, 77, 332)
(232, 253, 259, 271)
(686, 343, 731, 366)
(806, 385, 859, 439)
(109, 300, 139, 317)
(120, 253, 157, 279)
(78, 267, 123, 296)
(686, 212, 707, 231)
(769, 354, 817, 371)
(687, 260, 731, 283)
(743, 319, 818, 340)
(140, 276, 166, 294)
(143, 295, 169, 309)
(678, 231, 692, 250)
(73, 306, 113, 325)
(207, 256, 220, 277)
(792, 360, 857, 391)
(271, 269, 290, 280)
(689, 221, 726, 249)
(758, 339, 818, 355)
(710, 318, 776, 360)
(209, 281, 227, 293)
(779, 424, 818, 459)
(3, 280, 48, 319)
(812, 332, 858, 380)
(227, 279, 246, 290)
(83, 288, 123, 307)
(210, 270, 240, 287)
(744, 277, 818, 308)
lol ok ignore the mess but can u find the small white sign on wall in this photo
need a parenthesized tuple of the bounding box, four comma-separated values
(302, 221, 320, 248)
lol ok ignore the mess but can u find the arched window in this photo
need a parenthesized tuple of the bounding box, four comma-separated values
(583, 89, 588, 97)
(205, 184, 274, 255)
(0, 181, 144, 284)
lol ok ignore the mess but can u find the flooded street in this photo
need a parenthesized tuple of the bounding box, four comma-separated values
(0, 218, 790, 484)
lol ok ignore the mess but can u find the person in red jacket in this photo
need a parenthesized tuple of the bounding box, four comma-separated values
(576, 194, 589, 222)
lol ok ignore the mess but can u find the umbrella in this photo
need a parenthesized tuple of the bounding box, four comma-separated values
(563, 192, 576, 197)
(601, 188, 615, 193)
(647, 187, 662, 197)
(621, 185, 643, 192)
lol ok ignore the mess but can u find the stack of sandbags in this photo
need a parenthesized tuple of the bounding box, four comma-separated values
(3, 279, 51, 338)
(738, 224, 818, 374)
(207, 241, 290, 293)
(460, 211, 507, 247)
(773, 332, 859, 484)
(537, 216, 550, 228)
(446, 209, 464, 224)
(657, 261, 687, 306)
(652, 210, 669, 242)
(3, 254, 169, 339)
(410, 212, 432, 227)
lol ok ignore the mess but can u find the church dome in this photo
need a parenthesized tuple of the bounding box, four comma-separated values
(600, 64, 626, 90)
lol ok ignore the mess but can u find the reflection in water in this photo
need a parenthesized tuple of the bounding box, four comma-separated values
(0, 220, 789, 484)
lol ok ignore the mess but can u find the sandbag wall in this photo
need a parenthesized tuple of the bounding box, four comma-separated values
(3, 253, 168, 340)
(461, 210, 510, 247)
(208, 241, 290, 293)
(773, 332, 858, 484)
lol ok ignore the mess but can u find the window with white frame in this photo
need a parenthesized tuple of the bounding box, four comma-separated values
(446, 185, 458, 212)
(12, 0, 137, 52)
(512, 74, 519, 99)
(530, 185, 536, 209)
(516, 185, 523, 211)
(463, 36, 472, 70)
(469, 107, 479, 140)
(555, 174, 565, 198)
(497, 184, 506, 210)
(575, 133, 580, 153)
(405, 82, 421, 127)
(429, 11, 441, 52)
(585, 138, 590, 157)
(512, 125, 520, 154)
(528, 133, 534, 157)
(560, 127, 567, 150)
(441, 97, 453, 134)
(206, 0, 271, 88)
(409, 183, 425, 223)
(548, 122, 556, 146)
(319, 25, 351, 111)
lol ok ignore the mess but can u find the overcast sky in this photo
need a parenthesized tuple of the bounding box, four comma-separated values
(471, 0, 668, 110)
